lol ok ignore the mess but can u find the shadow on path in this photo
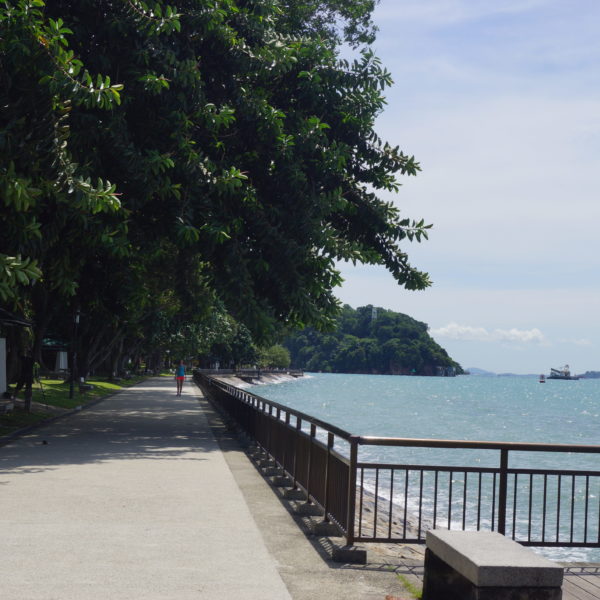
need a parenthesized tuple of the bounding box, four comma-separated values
(0, 378, 218, 478)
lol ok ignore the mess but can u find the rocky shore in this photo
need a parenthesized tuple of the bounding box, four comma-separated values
(356, 486, 428, 563)
(211, 371, 303, 388)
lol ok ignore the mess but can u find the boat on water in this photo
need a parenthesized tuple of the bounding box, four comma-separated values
(539, 374, 545, 383)
(547, 365, 579, 380)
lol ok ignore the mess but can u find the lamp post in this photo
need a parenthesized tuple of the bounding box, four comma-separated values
(69, 309, 80, 399)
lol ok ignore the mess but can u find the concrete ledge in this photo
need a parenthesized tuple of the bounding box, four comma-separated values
(331, 545, 367, 565)
(310, 520, 342, 537)
(262, 466, 279, 476)
(270, 476, 293, 487)
(282, 488, 305, 500)
(293, 502, 324, 517)
(426, 530, 563, 588)
(422, 549, 562, 600)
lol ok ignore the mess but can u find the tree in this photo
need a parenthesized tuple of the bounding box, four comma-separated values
(258, 345, 291, 369)
(2, 1, 432, 386)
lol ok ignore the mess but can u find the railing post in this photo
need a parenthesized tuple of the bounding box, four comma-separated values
(498, 448, 509, 536)
(323, 432, 334, 522)
(266, 403, 273, 456)
(346, 435, 359, 546)
(281, 410, 289, 476)
(275, 407, 281, 469)
(292, 417, 301, 489)
(306, 423, 316, 503)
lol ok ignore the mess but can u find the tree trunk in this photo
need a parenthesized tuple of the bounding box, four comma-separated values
(78, 318, 107, 378)
(91, 330, 124, 375)
(5, 327, 23, 384)
(109, 338, 124, 379)
(23, 382, 32, 413)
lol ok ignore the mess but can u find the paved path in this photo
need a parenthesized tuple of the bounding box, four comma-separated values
(0, 378, 292, 600)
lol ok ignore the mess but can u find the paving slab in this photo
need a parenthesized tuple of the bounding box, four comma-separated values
(0, 377, 291, 600)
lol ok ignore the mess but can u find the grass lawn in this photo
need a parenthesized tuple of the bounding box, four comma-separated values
(0, 376, 146, 438)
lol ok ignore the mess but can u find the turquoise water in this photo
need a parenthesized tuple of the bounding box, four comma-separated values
(255, 373, 599, 461)
(254, 373, 600, 560)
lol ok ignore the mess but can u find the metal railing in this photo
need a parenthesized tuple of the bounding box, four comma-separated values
(195, 373, 353, 534)
(194, 373, 600, 548)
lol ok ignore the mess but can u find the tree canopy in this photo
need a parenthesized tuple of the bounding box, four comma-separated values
(1, 0, 431, 378)
(285, 305, 462, 376)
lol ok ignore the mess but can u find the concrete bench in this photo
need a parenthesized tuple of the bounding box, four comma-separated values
(422, 530, 564, 600)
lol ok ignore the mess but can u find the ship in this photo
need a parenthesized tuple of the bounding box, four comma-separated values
(547, 365, 579, 380)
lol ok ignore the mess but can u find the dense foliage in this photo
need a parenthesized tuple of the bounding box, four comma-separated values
(285, 305, 462, 375)
(1, 1, 431, 381)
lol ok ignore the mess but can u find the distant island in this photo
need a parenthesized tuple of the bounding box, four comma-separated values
(466, 368, 537, 377)
(284, 305, 463, 376)
(465, 368, 497, 377)
(577, 371, 600, 379)
(467, 367, 599, 378)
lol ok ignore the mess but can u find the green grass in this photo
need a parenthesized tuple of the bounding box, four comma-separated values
(0, 376, 146, 438)
(0, 411, 49, 436)
(396, 574, 422, 600)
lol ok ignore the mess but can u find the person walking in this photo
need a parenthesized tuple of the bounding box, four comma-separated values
(175, 360, 186, 396)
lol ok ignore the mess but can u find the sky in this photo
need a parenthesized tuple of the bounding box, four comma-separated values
(335, 0, 600, 374)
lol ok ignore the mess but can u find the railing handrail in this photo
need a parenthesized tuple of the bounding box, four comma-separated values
(357, 435, 600, 454)
(354, 461, 600, 475)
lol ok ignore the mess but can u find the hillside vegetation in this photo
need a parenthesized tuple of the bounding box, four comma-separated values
(285, 305, 462, 376)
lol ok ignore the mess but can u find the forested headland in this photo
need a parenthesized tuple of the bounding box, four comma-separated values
(1, 1, 433, 387)
(285, 305, 463, 376)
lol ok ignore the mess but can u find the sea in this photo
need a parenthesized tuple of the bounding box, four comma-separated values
(251, 373, 600, 561)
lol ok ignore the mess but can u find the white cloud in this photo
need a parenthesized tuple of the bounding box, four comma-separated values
(431, 322, 546, 344)
(496, 328, 545, 343)
(429, 323, 490, 341)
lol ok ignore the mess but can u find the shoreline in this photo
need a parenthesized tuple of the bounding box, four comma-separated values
(356, 485, 427, 563)
(210, 371, 304, 388)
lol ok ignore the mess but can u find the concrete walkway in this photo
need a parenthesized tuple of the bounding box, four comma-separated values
(0, 378, 292, 600)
